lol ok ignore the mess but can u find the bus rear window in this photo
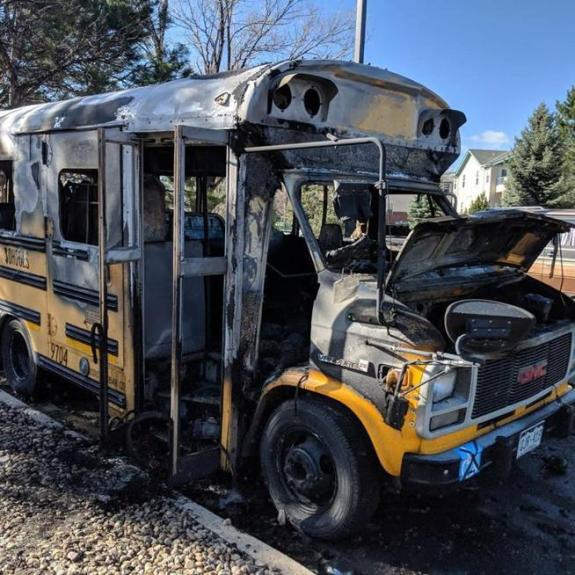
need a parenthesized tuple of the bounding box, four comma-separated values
(0, 160, 15, 231)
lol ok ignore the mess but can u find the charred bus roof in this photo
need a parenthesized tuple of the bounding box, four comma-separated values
(0, 60, 465, 185)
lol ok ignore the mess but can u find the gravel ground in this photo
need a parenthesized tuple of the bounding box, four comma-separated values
(0, 401, 277, 575)
(4, 379, 575, 575)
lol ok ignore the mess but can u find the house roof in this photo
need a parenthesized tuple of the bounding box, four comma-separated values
(455, 148, 509, 176)
(484, 150, 511, 167)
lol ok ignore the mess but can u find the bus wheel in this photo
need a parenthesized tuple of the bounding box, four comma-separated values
(260, 398, 380, 540)
(1, 319, 37, 395)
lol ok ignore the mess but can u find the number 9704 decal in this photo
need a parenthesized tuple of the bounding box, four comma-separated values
(49, 342, 68, 366)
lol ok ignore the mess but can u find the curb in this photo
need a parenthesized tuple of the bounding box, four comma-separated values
(172, 495, 313, 575)
(0, 389, 85, 440)
(0, 388, 313, 575)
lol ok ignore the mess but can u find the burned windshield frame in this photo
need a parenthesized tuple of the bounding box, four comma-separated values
(288, 178, 454, 272)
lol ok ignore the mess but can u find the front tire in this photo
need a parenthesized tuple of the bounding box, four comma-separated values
(1, 319, 37, 395)
(260, 398, 380, 540)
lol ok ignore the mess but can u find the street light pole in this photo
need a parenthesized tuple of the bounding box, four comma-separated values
(354, 0, 367, 64)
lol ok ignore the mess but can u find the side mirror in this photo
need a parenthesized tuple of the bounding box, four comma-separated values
(332, 181, 373, 221)
(445, 299, 535, 359)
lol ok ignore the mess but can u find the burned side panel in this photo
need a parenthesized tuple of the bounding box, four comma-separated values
(0, 132, 48, 370)
(42, 130, 130, 410)
(6, 135, 45, 237)
(236, 153, 278, 385)
(223, 151, 279, 463)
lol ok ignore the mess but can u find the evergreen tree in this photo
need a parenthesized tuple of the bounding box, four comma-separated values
(503, 103, 565, 207)
(131, 0, 190, 86)
(0, 0, 188, 107)
(468, 192, 489, 214)
(556, 86, 575, 207)
(408, 195, 434, 228)
(0, 0, 151, 106)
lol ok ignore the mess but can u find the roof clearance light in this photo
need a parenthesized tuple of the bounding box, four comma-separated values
(439, 118, 451, 139)
(304, 88, 321, 117)
(273, 85, 292, 110)
(422, 118, 434, 136)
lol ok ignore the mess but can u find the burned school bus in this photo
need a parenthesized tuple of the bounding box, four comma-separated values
(1, 60, 575, 539)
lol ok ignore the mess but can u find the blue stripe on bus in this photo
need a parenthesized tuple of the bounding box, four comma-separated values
(0, 299, 41, 325)
(37, 355, 126, 408)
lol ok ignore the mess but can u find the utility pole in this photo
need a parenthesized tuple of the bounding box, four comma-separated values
(354, 0, 367, 64)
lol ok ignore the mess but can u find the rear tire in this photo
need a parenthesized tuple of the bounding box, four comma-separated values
(260, 398, 380, 540)
(1, 319, 37, 395)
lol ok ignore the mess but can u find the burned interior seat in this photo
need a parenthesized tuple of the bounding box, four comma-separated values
(143, 174, 167, 242)
(318, 223, 343, 253)
(144, 240, 206, 359)
(142, 175, 208, 360)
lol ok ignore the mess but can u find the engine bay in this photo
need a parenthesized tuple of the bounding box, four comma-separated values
(408, 274, 575, 355)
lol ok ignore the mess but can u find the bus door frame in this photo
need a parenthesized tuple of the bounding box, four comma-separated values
(96, 127, 144, 444)
(169, 125, 231, 485)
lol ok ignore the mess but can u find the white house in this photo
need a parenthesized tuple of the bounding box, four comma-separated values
(452, 149, 511, 212)
(440, 171, 455, 196)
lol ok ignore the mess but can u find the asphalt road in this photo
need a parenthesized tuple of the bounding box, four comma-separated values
(186, 435, 575, 575)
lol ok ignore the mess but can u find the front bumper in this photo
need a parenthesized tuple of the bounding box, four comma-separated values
(401, 389, 575, 486)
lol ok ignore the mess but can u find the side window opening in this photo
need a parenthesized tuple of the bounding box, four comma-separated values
(272, 187, 295, 235)
(142, 146, 227, 250)
(59, 169, 98, 245)
(300, 184, 341, 241)
(0, 160, 16, 231)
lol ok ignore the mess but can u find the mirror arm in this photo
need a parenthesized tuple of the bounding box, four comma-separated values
(550, 234, 559, 278)
(376, 177, 387, 325)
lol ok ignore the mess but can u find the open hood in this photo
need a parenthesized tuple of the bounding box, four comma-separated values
(387, 209, 572, 292)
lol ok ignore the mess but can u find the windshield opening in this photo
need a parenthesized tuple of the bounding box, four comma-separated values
(288, 182, 449, 273)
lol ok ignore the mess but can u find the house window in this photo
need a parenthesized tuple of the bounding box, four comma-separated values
(475, 171, 479, 185)
(486, 173, 490, 183)
(0, 160, 16, 231)
(59, 170, 98, 245)
(462, 175, 465, 188)
(501, 168, 507, 178)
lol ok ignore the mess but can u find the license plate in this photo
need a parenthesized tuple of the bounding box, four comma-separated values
(516, 422, 545, 459)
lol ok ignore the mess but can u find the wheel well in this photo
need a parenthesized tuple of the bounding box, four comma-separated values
(243, 384, 379, 466)
(0, 313, 16, 334)
(0, 314, 17, 368)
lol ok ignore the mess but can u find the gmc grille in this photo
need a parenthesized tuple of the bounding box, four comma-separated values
(472, 332, 572, 419)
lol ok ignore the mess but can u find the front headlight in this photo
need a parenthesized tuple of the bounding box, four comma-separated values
(418, 362, 474, 435)
(428, 366, 457, 403)
(415, 361, 475, 437)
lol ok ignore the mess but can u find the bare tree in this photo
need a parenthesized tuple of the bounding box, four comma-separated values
(133, 0, 190, 85)
(172, 0, 353, 74)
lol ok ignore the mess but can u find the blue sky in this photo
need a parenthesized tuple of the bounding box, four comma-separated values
(325, 0, 575, 153)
